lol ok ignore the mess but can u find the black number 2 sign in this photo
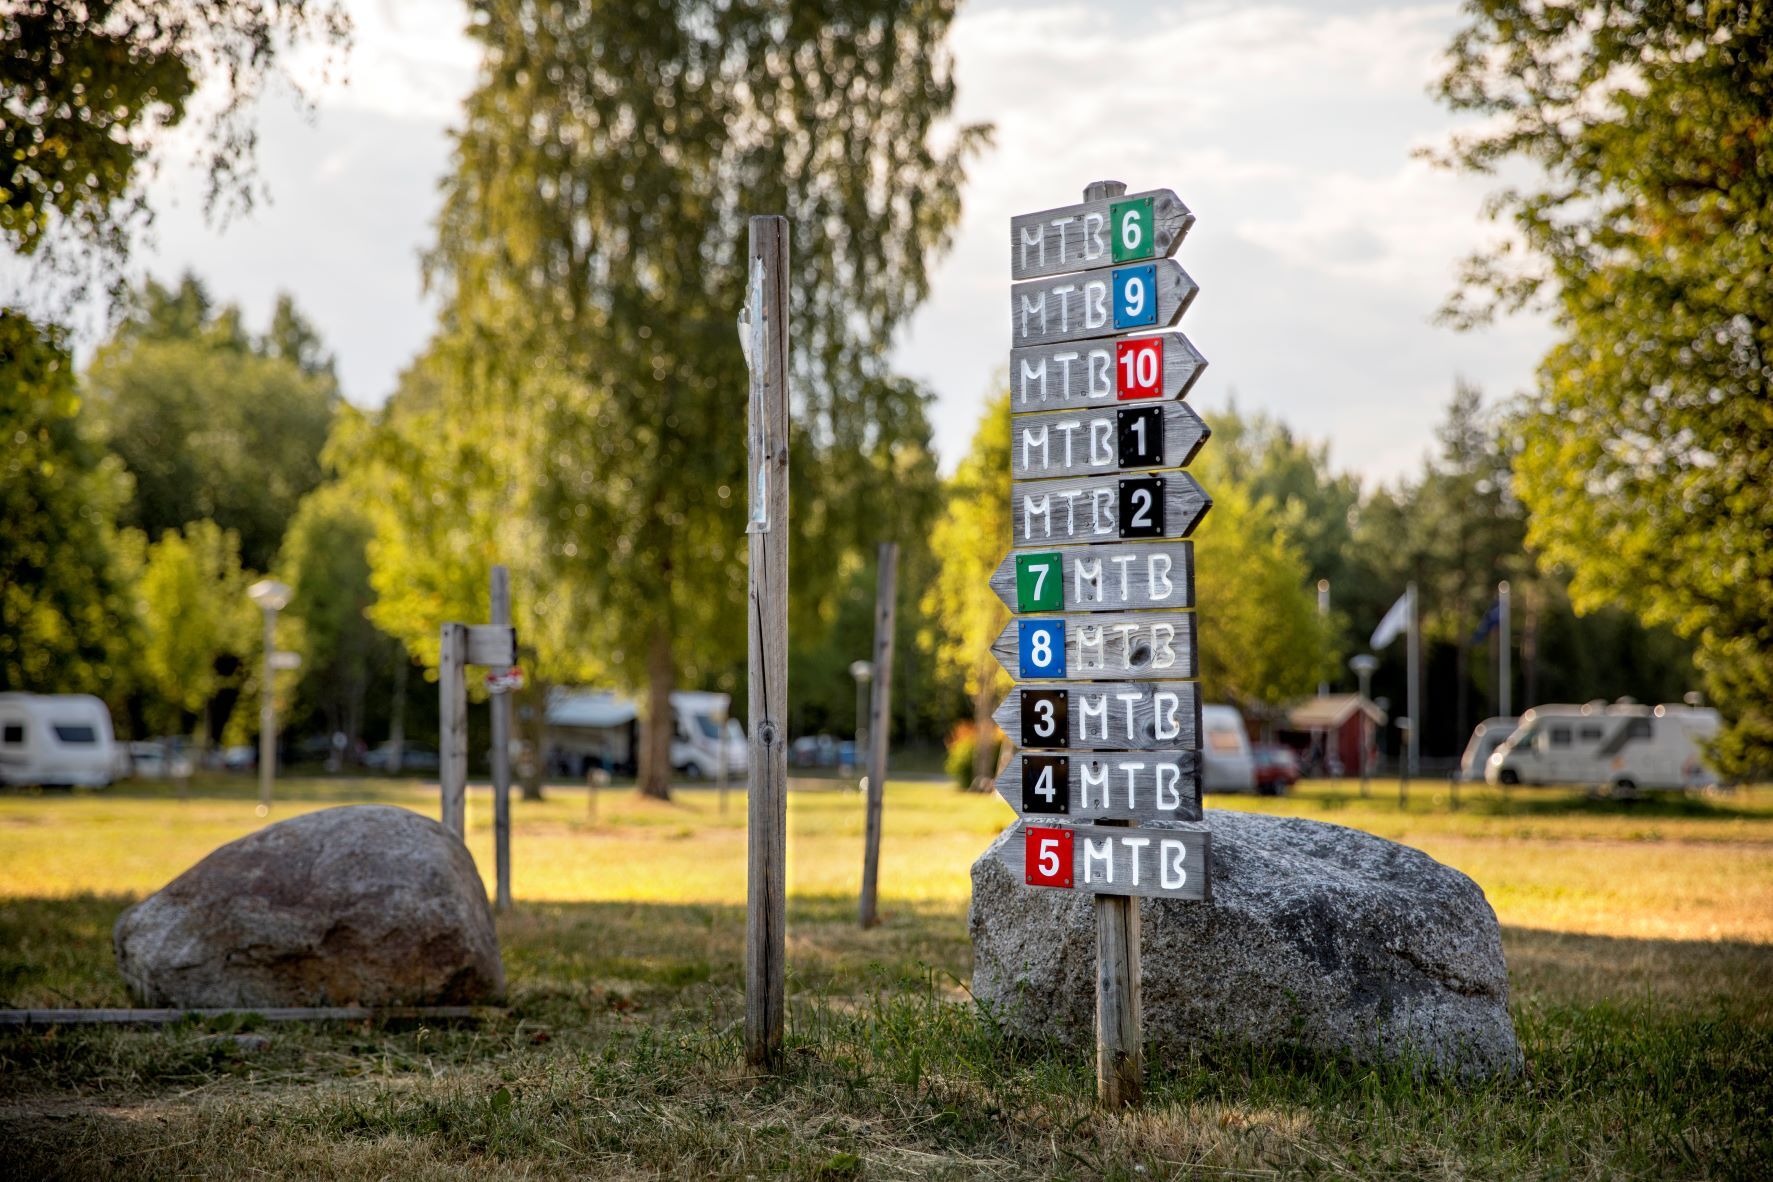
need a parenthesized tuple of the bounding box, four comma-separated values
(1118, 476, 1166, 538)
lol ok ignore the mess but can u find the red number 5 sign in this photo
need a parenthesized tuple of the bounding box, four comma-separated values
(1024, 825, 1074, 888)
(1116, 337, 1164, 400)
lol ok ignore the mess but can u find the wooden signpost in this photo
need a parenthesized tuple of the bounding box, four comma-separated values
(437, 612, 518, 843)
(981, 180, 1214, 1109)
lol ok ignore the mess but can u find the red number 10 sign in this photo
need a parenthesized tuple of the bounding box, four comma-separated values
(1115, 337, 1164, 400)
(1024, 825, 1074, 888)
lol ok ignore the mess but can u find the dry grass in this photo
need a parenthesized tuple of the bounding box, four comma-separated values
(2, 775, 1770, 1178)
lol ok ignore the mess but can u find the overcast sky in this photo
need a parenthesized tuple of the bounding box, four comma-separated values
(113, 0, 1553, 484)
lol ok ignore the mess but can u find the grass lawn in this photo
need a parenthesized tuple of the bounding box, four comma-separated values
(2, 775, 1770, 1178)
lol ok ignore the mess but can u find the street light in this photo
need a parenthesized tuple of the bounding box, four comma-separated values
(1349, 653, 1379, 798)
(248, 578, 292, 817)
(1316, 579, 1331, 697)
(849, 660, 874, 783)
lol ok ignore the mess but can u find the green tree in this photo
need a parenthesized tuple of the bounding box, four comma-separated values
(135, 521, 256, 742)
(920, 393, 1011, 789)
(84, 276, 341, 570)
(0, 311, 137, 700)
(421, 0, 989, 797)
(1, 0, 348, 310)
(1432, 0, 1773, 774)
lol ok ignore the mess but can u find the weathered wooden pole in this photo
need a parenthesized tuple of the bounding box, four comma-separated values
(858, 541, 899, 929)
(438, 622, 469, 838)
(1087, 177, 1144, 1109)
(490, 565, 514, 912)
(744, 214, 790, 1068)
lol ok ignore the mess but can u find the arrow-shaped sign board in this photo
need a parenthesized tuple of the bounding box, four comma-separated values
(1010, 259, 1198, 349)
(1013, 471, 1210, 548)
(1010, 189, 1195, 281)
(1001, 819, 1211, 900)
(992, 543, 1194, 614)
(993, 612, 1198, 681)
(995, 682, 1200, 751)
(997, 751, 1202, 823)
(1011, 402, 1208, 482)
(1012, 332, 1207, 415)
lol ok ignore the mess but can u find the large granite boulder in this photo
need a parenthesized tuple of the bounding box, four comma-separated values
(115, 805, 504, 1008)
(970, 809, 1522, 1079)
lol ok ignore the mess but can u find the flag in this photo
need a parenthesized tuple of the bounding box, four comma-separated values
(1370, 591, 1410, 649)
(1471, 600, 1501, 645)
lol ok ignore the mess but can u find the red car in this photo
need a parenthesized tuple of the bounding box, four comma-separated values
(1252, 744, 1301, 796)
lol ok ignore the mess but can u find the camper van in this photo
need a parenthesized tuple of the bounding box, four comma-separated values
(1458, 716, 1519, 781)
(1485, 702, 1720, 792)
(0, 693, 119, 788)
(1201, 703, 1257, 793)
(670, 691, 747, 779)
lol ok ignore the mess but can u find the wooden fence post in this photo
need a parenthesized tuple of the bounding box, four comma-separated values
(490, 566, 514, 911)
(439, 622, 469, 838)
(744, 214, 791, 1068)
(858, 542, 898, 928)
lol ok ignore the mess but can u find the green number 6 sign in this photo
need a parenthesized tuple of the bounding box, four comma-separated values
(1110, 196, 1154, 263)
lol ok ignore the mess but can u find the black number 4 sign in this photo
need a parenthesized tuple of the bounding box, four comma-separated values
(1021, 755, 1070, 814)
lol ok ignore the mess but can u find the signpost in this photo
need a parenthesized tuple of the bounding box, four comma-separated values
(437, 609, 518, 844)
(979, 180, 1214, 1109)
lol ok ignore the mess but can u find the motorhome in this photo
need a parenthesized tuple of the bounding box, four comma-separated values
(1458, 716, 1519, 782)
(1485, 702, 1720, 792)
(543, 687, 744, 779)
(670, 691, 747, 780)
(0, 693, 119, 788)
(1201, 703, 1256, 793)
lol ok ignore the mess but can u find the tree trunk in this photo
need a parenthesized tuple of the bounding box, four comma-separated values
(520, 671, 546, 801)
(638, 628, 675, 800)
(969, 656, 996, 792)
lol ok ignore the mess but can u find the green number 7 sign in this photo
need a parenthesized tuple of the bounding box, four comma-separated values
(1016, 552, 1063, 611)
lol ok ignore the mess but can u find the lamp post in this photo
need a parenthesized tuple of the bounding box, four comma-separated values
(1349, 653, 1378, 799)
(849, 660, 873, 784)
(1316, 579, 1331, 697)
(248, 579, 292, 817)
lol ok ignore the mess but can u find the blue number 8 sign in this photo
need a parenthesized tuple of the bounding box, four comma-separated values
(1018, 619, 1067, 678)
(1112, 264, 1158, 330)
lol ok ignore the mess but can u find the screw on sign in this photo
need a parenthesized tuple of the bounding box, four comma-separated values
(984, 180, 1213, 1110)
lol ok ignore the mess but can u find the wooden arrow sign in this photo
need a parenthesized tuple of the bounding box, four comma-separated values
(1012, 471, 1210, 548)
(1001, 819, 1211, 900)
(1011, 402, 1208, 482)
(1011, 332, 1207, 415)
(996, 752, 1202, 823)
(1010, 259, 1198, 349)
(992, 612, 1198, 681)
(1010, 189, 1195, 281)
(994, 682, 1200, 751)
(991, 543, 1194, 614)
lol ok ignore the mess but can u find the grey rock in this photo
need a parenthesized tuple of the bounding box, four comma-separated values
(115, 805, 504, 1008)
(970, 808, 1522, 1079)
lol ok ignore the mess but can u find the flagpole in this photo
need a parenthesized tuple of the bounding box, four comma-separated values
(1498, 580, 1512, 718)
(1406, 581, 1420, 779)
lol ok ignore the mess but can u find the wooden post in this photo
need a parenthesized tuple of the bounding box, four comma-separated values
(744, 214, 790, 1068)
(1084, 177, 1146, 1109)
(490, 566, 514, 912)
(439, 622, 469, 838)
(858, 542, 898, 928)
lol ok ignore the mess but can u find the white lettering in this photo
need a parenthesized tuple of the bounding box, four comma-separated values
(1058, 489, 1083, 536)
(1156, 763, 1182, 809)
(1122, 836, 1150, 885)
(1120, 761, 1145, 808)
(1111, 555, 1136, 601)
(1080, 693, 1107, 742)
(1049, 215, 1077, 261)
(1089, 418, 1114, 466)
(1018, 356, 1047, 406)
(1149, 553, 1173, 601)
(1112, 623, 1139, 670)
(1023, 493, 1051, 540)
(1053, 351, 1079, 392)
(1081, 760, 1108, 809)
(1161, 839, 1188, 889)
(1115, 691, 1141, 740)
(1084, 837, 1114, 884)
(1083, 279, 1109, 329)
(1054, 420, 1081, 468)
(1050, 284, 1076, 332)
(1151, 622, 1176, 670)
(1019, 222, 1045, 271)
(1089, 349, 1113, 398)
(1155, 691, 1181, 740)
(1082, 211, 1106, 260)
(1091, 487, 1115, 535)
(1021, 424, 1049, 472)
(1074, 557, 1102, 605)
(1077, 624, 1104, 671)
(1019, 292, 1045, 339)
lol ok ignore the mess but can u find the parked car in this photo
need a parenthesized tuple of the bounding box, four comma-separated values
(1486, 702, 1721, 793)
(1252, 743, 1300, 796)
(219, 745, 257, 772)
(364, 742, 440, 772)
(0, 693, 118, 788)
(126, 739, 195, 781)
(789, 734, 840, 768)
(1201, 704, 1256, 793)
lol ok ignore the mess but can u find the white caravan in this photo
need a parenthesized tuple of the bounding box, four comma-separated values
(0, 693, 119, 788)
(1458, 716, 1519, 781)
(670, 691, 747, 780)
(1486, 702, 1721, 792)
(1201, 703, 1257, 793)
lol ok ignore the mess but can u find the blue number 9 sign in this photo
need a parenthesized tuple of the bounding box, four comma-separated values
(1017, 619, 1067, 679)
(1113, 264, 1158, 330)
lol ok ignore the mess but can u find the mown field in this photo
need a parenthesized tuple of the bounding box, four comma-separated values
(3, 776, 1770, 1178)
